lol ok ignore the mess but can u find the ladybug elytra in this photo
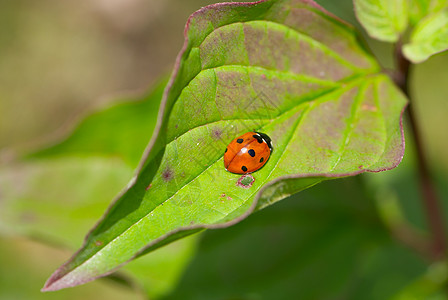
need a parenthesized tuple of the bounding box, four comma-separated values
(224, 131, 272, 174)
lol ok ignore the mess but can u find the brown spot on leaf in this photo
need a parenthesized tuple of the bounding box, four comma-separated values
(95, 240, 103, 247)
(145, 183, 153, 191)
(362, 103, 377, 111)
(211, 128, 223, 140)
(21, 212, 36, 223)
(162, 167, 174, 181)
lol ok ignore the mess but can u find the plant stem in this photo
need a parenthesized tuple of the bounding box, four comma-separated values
(394, 42, 447, 260)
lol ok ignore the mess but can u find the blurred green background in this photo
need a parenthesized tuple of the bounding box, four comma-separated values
(0, 0, 447, 299)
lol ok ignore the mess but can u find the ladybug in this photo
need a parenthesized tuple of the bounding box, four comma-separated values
(224, 131, 273, 174)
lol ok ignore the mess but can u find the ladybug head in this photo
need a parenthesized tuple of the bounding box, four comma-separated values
(255, 131, 273, 151)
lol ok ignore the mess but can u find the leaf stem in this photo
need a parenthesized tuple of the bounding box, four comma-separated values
(393, 41, 447, 260)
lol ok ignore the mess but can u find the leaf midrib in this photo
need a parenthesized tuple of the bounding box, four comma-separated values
(168, 63, 370, 143)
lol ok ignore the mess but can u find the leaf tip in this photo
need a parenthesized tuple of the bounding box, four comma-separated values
(41, 269, 66, 292)
(41, 262, 92, 292)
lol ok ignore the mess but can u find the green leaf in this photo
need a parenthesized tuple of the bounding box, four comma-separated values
(43, 0, 407, 291)
(0, 237, 142, 300)
(354, 0, 409, 42)
(0, 77, 165, 247)
(409, 0, 447, 26)
(0, 157, 133, 247)
(0, 77, 199, 298)
(391, 262, 448, 300)
(403, 8, 448, 63)
(28, 79, 167, 168)
(0, 156, 198, 299)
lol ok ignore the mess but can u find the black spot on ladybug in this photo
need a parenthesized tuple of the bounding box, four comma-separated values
(248, 149, 255, 157)
(237, 138, 243, 144)
(225, 148, 228, 153)
(162, 167, 174, 181)
(260, 157, 264, 163)
(241, 166, 248, 172)
(252, 134, 263, 143)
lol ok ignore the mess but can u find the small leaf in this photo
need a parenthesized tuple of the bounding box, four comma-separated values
(0, 78, 165, 246)
(0, 157, 133, 247)
(28, 79, 167, 168)
(43, 0, 407, 291)
(409, 0, 447, 25)
(403, 8, 448, 63)
(354, 0, 409, 42)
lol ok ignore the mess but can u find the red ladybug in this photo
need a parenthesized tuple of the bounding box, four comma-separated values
(224, 131, 273, 174)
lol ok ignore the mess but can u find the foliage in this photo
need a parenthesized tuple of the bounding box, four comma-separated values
(403, 8, 448, 63)
(354, 0, 408, 42)
(355, 0, 448, 62)
(41, 0, 408, 291)
(0, 0, 447, 298)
